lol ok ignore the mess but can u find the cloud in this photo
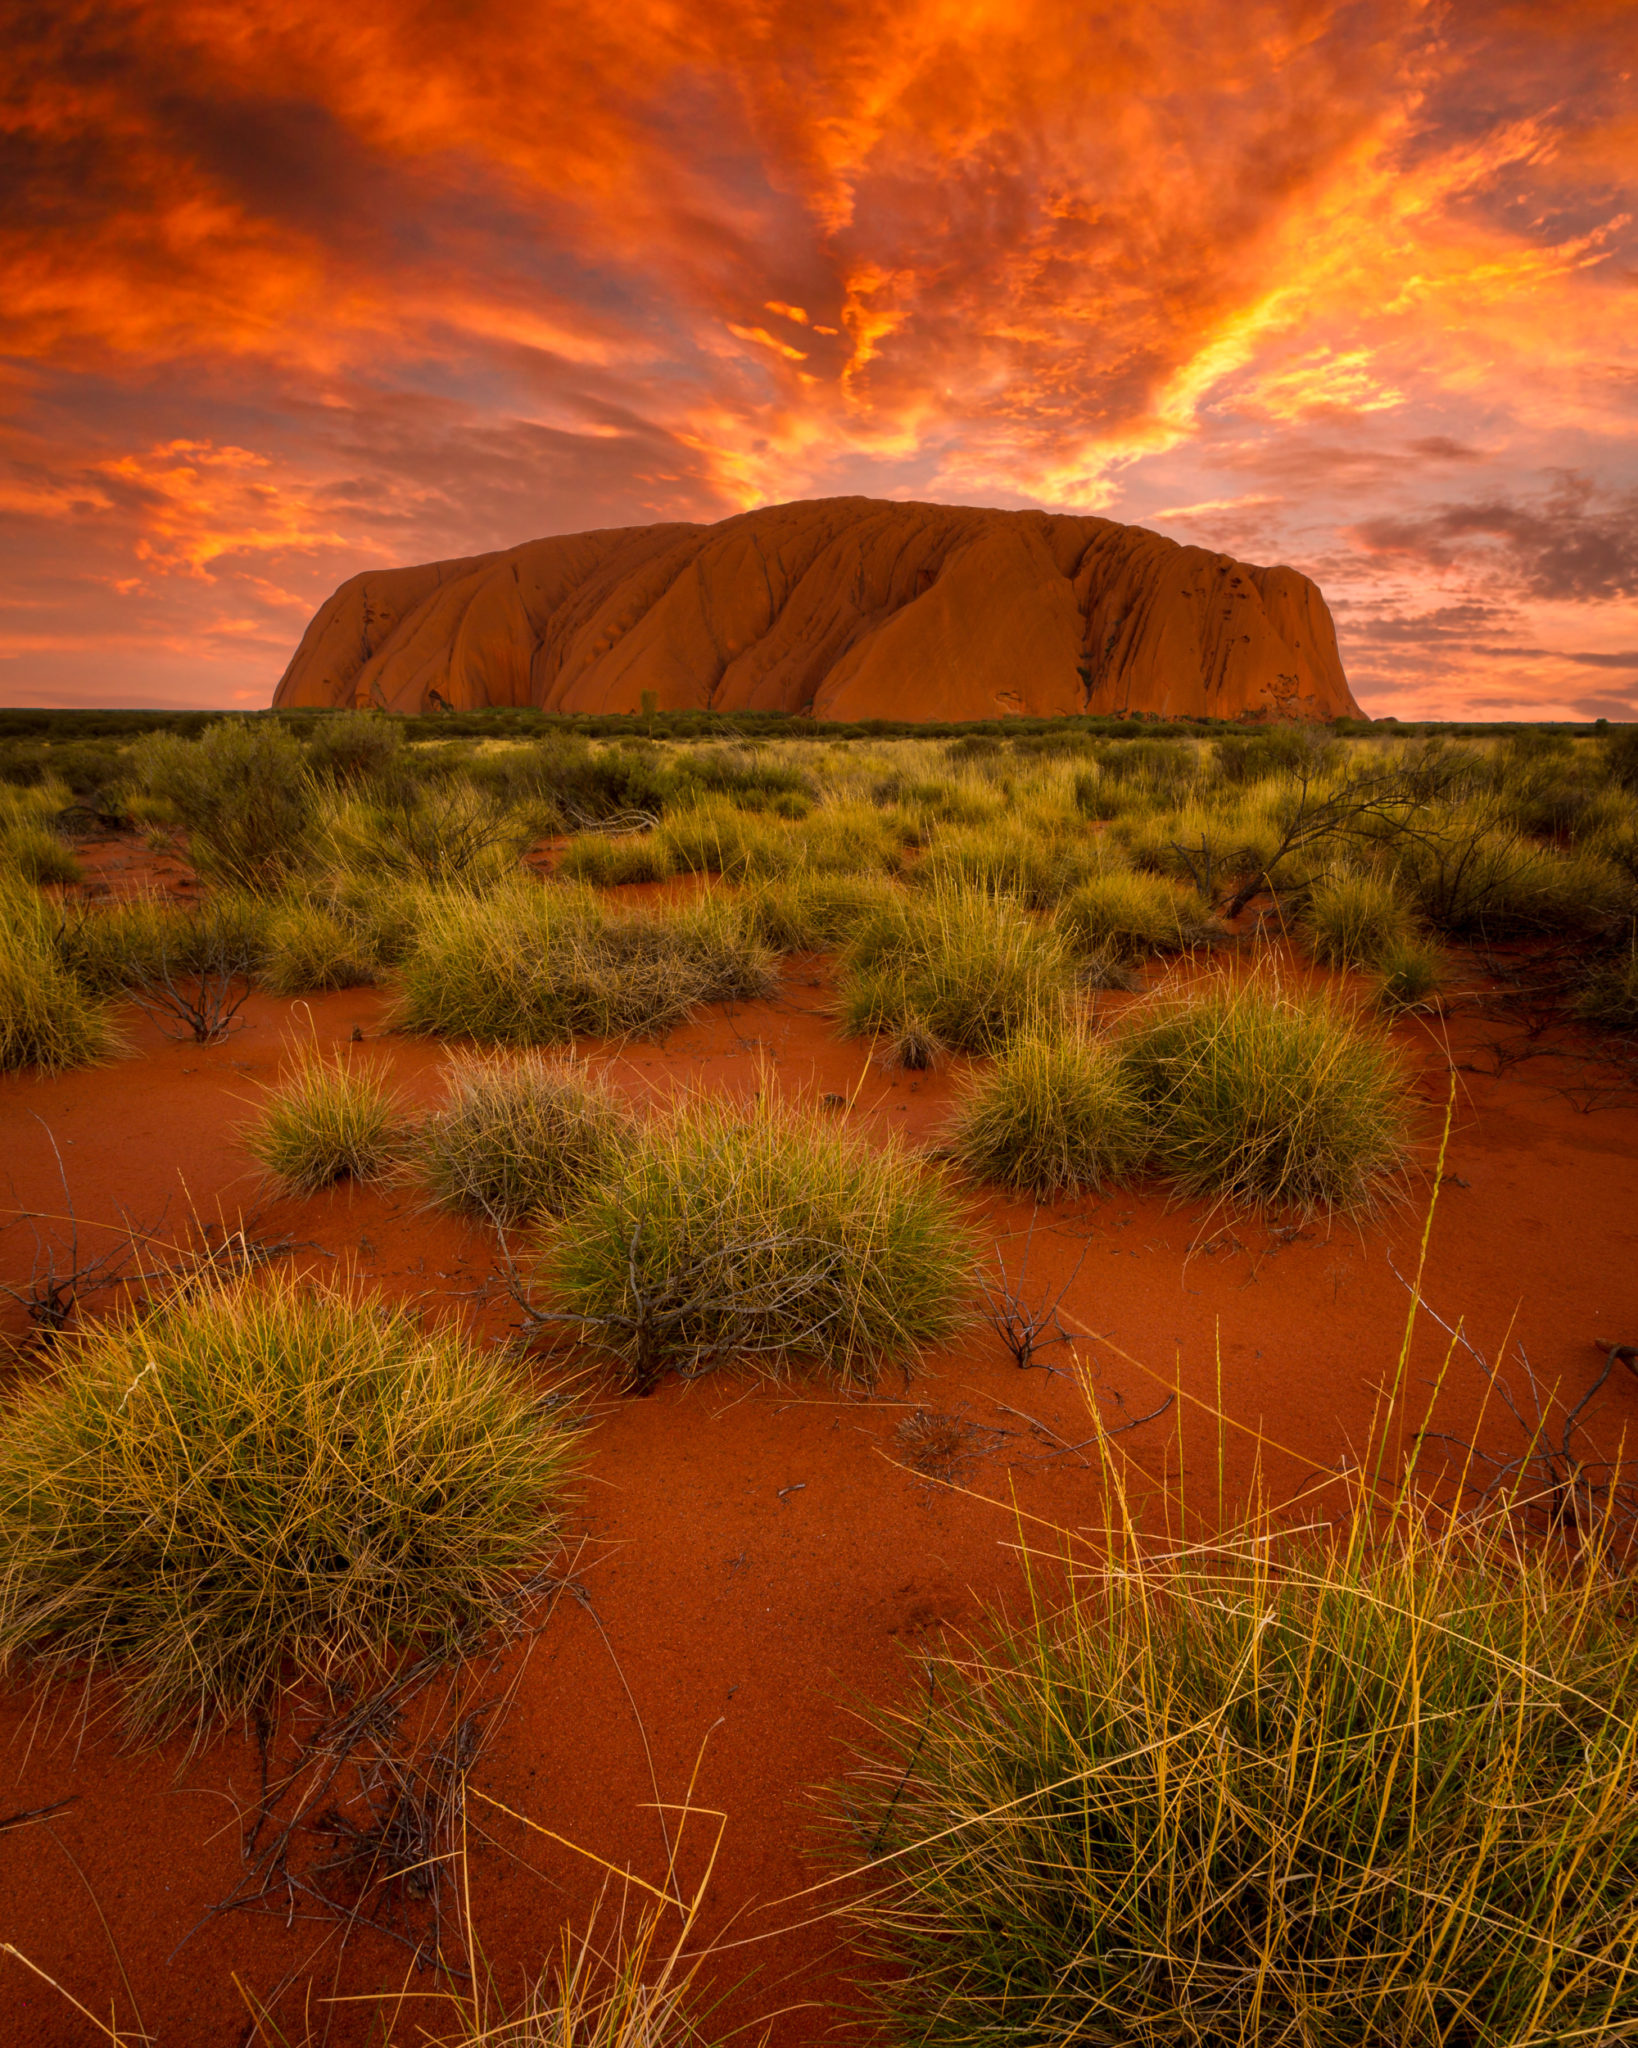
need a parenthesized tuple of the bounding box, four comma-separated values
(1354, 476, 1638, 603)
(1, 0, 1636, 711)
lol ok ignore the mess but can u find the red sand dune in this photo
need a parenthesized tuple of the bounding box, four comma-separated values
(1, 840, 1634, 2045)
(272, 497, 1359, 724)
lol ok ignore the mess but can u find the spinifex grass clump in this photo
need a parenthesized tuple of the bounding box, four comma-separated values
(419, 1051, 633, 1225)
(1574, 936, 1638, 1033)
(1374, 934, 1445, 1013)
(245, 1047, 414, 1193)
(259, 895, 376, 994)
(1392, 820, 1627, 940)
(910, 823, 1100, 909)
(1120, 978, 1408, 1214)
(741, 872, 900, 953)
(1057, 870, 1219, 962)
(0, 884, 122, 1073)
(839, 884, 1076, 1055)
(396, 882, 774, 1045)
(546, 1091, 977, 1392)
(948, 1028, 1147, 1198)
(1300, 867, 1419, 969)
(0, 1268, 575, 1740)
(852, 1510, 1638, 2048)
(1, 822, 82, 887)
(556, 830, 676, 887)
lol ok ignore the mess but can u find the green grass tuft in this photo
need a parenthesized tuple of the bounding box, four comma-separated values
(0, 1267, 576, 1740)
(1119, 978, 1409, 1214)
(1574, 937, 1638, 1032)
(244, 1046, 414, 1193)
(1300, 868, 1418, 969)
(948, 1028, 1148, 1198)
(740, 872, 901, 953)
(419, 1051, 634, 1225)
(260, 896, 377, 994)
(851, 1511, 1638, 2048)
(1374, 935, 1445, 1013)
(1, 823, 83, 887)
(394, 882, 773, 1046)
(0, 885, 123, 1073)
(545, 1091, 978, 1392)
(838, 885, 1076, 1055)
(1058, 871, 1219, 962)
(556, 831, 677, 886)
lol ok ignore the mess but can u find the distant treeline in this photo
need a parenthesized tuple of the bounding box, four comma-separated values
(0, 704, 1626, 751)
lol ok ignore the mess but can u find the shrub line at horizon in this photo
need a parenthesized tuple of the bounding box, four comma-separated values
(544, 1090, 978, 1394)
(0, 1267, 576, 1742)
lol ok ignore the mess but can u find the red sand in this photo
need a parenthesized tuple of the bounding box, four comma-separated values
(2, 851, 1636, 2044)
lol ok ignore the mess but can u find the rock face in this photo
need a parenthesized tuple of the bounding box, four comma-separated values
(272, 497, 1358, 722)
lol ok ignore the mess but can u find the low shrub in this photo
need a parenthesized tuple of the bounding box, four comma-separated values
(530, 736, 671, 825)
(0, 1268, 575, 1739)
(0, 886, 122, 1073)
(948, 1029, 1148, 1198)
(851, 1511, 1638, 2048)
(673, 744, 817, 814)
(1058, 871, 1219, 961)
(419, 1052, 633, 1224)
(303, 709, 404, 784)
(133, 719, 313, 892)
(244, 1047, 414, 1193)
(839, 885, 1076, 1055)
(545, 1091, 977, 1392)
(1603, 723, 1638, 793)
(1119, 978, 1408, 1213)
(1300, 868, 1418, 970)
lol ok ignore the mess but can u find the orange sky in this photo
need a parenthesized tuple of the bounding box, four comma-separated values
(4, 0, 1636, 716)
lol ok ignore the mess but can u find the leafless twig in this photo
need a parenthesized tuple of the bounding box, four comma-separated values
(1394, 1254, 1638, 1544)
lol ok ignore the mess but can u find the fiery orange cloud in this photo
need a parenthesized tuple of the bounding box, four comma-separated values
(2, 0, 1635, 713)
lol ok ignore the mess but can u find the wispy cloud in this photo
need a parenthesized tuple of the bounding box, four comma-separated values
(2, 0, 1635, 712)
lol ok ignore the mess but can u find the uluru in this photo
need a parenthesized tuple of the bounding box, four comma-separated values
(272, 496, 1358, 723)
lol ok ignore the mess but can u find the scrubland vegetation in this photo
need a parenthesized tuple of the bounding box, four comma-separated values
(1, 705, 1635, 2038)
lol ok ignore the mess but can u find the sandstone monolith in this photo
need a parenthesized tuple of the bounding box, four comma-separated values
(272, 497, 1357, 721)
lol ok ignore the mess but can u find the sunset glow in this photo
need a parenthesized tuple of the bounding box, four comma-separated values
(5, 1, 1636, 716)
